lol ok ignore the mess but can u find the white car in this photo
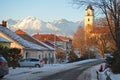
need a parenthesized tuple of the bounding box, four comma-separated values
(18, 58, 44, 67)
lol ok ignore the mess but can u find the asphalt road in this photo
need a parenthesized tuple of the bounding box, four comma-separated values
(40, 60, 103, 80)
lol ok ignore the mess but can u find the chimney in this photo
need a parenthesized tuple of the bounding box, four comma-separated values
(2, 20, 7, 27)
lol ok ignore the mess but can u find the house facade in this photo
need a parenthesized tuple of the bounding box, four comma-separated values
(15, 29, 55, 64)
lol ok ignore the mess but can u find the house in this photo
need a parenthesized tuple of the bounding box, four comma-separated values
(32, 34, 72, 51)
(15, 29, 56, 63)
(32, 34, 72, 62)
(0, 22, 56, 63)
(58, 36, 72, 51)
(58, 36, 72, 62)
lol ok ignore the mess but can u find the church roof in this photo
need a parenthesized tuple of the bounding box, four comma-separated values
(86, 4, 94, 10)
(90, 27, 110, 34)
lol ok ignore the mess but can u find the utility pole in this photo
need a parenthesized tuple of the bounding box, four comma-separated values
(66, 39, 72, 63)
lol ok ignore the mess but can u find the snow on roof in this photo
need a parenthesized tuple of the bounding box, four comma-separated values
(0, 36, 10, 43)
(15, 29, 54, 51)
(34, 38, 55, 50)
(0, 25, 47, 50)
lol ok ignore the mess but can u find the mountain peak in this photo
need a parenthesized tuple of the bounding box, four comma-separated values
(60, 19, 68, 22)
(7, 17, 80, 36)
(53, 19, 69, 24)
(25, 16, 36, 20)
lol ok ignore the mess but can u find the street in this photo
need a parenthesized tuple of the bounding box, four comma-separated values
(40, 66, 90, 80)
(40, 60, 103, 80)
(1, 59, 103, 80)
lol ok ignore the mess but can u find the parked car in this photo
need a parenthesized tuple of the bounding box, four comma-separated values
(0, 55, 9, 78)
(18, 58, 44, 67)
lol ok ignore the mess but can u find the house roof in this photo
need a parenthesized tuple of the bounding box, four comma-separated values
(15, 29, 26, 34)
(0, 25, 47, 50)
(58, 36, 70, 41)
(15, 29, 54, 50)
(43, 41, 55, 48)
(90, 27, 110, 34)
(32, 34, 63, 42)
(0, 36, 10, 43)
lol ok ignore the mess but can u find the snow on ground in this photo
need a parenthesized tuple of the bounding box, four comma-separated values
(110, 73, 120, 80)
(89, 63, 120, 80)
(3, 59, 98, 80)
(3, 59, 120, 80)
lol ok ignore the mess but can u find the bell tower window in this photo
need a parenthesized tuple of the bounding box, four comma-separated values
(88, 18, 90, 21)
(87, 13, 90, 16)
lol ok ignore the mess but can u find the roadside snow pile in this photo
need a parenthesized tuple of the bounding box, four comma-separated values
(90, 63, 120, 80)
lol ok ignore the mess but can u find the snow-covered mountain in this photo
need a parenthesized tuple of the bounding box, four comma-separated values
(7, 16, 82, 36)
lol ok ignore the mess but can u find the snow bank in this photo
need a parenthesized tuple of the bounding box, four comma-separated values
(90, 63, 120, 80)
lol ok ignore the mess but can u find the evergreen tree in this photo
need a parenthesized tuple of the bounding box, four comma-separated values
(69, 49, 78, 62)
(0, 46, 9, 61)
(9, 48, 22, 68)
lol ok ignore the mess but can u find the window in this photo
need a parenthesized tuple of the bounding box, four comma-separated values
(87, 13, 90, 16)
(88, 18, 90, 21)
(30, 59, 39, 62)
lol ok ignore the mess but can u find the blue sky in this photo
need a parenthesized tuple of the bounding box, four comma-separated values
(0, 0, 85, 22)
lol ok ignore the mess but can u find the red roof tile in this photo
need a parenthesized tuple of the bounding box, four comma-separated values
(32, 34, 62, 42)
(58, 36, 70, 41)
(15, 29, 26, 34)
(15, 29, 48, 48)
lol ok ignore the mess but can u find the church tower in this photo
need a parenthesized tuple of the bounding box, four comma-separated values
(84, 4, 94, 40)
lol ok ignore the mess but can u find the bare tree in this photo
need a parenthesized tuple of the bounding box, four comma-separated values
(92, 18, 116, 57)
(72, 26, 86, 55)
(90, 31, 115, 58)
(72, 0, 120, 51)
